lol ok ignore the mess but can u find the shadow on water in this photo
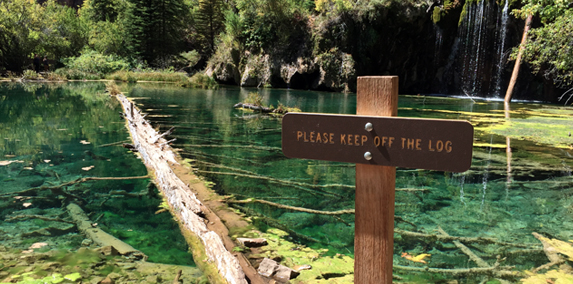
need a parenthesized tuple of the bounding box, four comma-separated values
(125, 83, 573, 282)
(0, 82, 199, 283)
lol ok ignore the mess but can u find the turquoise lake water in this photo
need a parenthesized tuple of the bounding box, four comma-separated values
(0, 82, 194, 266)
(2, 82, 573, 283)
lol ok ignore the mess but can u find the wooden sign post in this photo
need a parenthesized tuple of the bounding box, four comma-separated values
(355, 76, 398, 283)
(281, 76, 474, 283)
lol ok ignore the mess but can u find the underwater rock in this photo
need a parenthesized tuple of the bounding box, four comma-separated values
(98, 276, 115, 284)
(82, 238, 94, 246)
(258, 258, 278, 277)
(257, 258, 299, 282)
(98, 246, 119, 256)
(27, 177, 45, 187)
(237, 238, 268, 248)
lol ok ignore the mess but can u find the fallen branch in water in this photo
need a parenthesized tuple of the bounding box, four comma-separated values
(0, 176, 149, 198)
(195, 170, 345, 198)
(233, 103, 273, 113)
(177, 144, 281, 151)
(438, 227, 489, 268)
(195, 170, 352, 190)
(98, 140, 131, 148)
(393, 263, 517, 277)
(6, 214, 75, 225)
(395, 228, 540, 248)
(225, 198, 355, 215)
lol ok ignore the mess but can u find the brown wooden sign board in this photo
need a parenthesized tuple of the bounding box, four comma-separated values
(282, 112, 474, 172)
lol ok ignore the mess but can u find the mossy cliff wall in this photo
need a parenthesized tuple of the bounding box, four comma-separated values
(207, 0, 552, 100)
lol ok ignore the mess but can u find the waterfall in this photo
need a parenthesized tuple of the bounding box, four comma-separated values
(433, 25, 444, 69)
(459, 0, 487, 96)
(494, 0, 510, 97)
(456, 0, 508, 97)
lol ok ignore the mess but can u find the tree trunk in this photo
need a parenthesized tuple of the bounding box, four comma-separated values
(504, 15, 533, 104)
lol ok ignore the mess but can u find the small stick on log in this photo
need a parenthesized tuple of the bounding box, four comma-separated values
(160, 138, 177, 147)
(151, 127, 175, 144)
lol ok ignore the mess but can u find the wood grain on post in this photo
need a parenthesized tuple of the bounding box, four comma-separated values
(355, 76, 398, 283)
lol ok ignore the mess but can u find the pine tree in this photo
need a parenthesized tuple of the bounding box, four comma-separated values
(195, 0, 225, 55)
(124, 0, 188, 65)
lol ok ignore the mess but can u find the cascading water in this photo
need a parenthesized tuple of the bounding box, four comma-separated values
(453, 0, 513, 97)
(494, 0, 510, 97)
(433, 25, 444, 69)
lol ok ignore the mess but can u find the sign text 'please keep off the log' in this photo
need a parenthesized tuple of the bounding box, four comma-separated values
(282, 113, 474, 172)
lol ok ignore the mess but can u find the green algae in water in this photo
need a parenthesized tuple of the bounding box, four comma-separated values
(0, 82, 195, 267)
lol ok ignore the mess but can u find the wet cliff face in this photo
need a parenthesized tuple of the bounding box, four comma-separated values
(207, 0, 555, 101)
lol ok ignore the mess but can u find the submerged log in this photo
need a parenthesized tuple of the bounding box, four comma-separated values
(116, 94, 248, 284)
(233, 103, 272, 113)
(66, 203, 146, 259)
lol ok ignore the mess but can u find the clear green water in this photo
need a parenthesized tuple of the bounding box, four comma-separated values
(126, 84, 573, 282)
(3, 82, 573, 282)
(0, 82, 194, 266)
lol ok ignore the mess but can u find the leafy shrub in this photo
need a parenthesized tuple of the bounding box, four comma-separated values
(107, 70, 188, 83)
(182, 73, 219, 89)
(244, 92, 264, 106)
(22, 69, 40, 80)
(60, 50, 130, 77)
(44, 72, 67, 81)
(53, 68, 101, 80)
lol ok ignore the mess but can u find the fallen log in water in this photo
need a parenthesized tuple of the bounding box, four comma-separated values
(233, 102, 272, 113)
(66, 203, 146, 259)
(116, 94, 249, 284)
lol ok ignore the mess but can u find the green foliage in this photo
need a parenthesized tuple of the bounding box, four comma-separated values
(315, 0, 354, 14)
(183, 72, 219, 89)
(107, 69, 189, 82)
(315, 48, 355, 92)
(123, 0, 190, 66)
(513, 0, 571, 23)
(180, 50, 202, 68)
(22, 70, 40, 80)
(60, 50, 130, 78)
(244, 92, 264, 106)
(195, 0, 226, 55)
(0, 0, 87, 72)
(512, 0, 573, 90)
(79, 0, 128, 56)
(81, 0, 124, 22)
